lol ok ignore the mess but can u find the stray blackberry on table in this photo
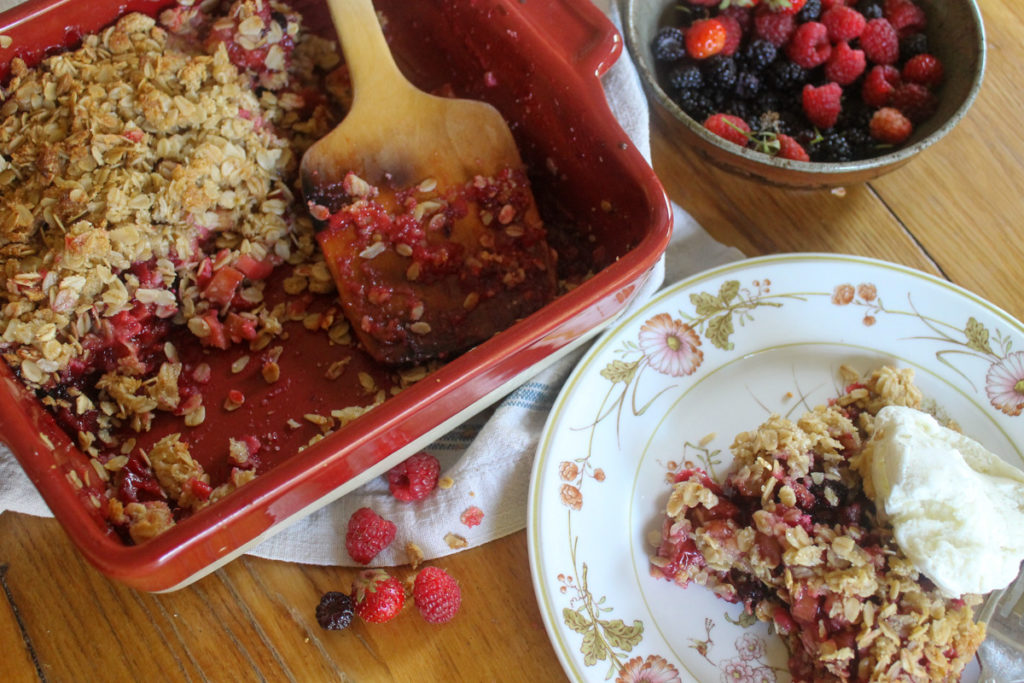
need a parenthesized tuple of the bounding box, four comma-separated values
(316, 591, 355, 631)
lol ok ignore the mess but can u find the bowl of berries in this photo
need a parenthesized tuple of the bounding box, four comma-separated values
(624, 0, 986, 188)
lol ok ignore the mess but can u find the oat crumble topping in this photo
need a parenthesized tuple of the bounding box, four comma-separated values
(651, 367, 986, 681)
(0, 1, 390, 543)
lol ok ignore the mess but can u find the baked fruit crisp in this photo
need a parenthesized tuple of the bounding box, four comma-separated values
(0, 0, 556, 545)
(650, 366, 986, 681)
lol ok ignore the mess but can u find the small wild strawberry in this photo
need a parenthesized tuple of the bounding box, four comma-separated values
(352, 569, 406, 624)
(413, 566, 463, 624)
(703, 113, 751, 146)
(685, 18, 728, 60)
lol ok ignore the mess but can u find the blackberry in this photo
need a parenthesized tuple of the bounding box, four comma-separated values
(734, 71, 762, 100)
(725, 99, 754, 126)
(796, 0, 821, 22)
(765, 60, 807, 92)
(899, 33, 929, 62)
(651, 26, 687, 63)
(845, 127, 875, 159)
(742, 39, 777, 73)
(667, 63, 703, 92)
(702, 55, 738, 92)
(316, 592, 355, 630)
(673, 88, 715, 121)
(855, 0, 884, 19)
(813, 131, 853, 162)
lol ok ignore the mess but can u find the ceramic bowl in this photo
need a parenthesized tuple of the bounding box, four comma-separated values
(0, 0, 671, 591)
(622, 0, 986, 188)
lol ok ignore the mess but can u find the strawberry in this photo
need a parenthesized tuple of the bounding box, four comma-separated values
(861, 64, 901, 108)
(777, 134, 810, 161)
(413, 567, 462, 624)
(901, 53, 943, 88)
(802, 82, 843, 129)
(787, 22, 831, 69)
(765, 0, 806, 14)
(703, 113, 751, 146)
(869, 107, 913, 144)
(824, 41, 866, 86)
(345, 507, 397, 564)
(685, 18, 727, 60)
(352, 569, 406, 623)
(386, 451, 441, 502)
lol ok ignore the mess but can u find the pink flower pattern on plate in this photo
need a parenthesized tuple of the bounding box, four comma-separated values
(638, 313, 703, 377)
(616, 654, 681, 683)
(986, 351, 1024, 416)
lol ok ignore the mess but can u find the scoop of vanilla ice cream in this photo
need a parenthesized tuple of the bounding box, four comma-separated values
(867, 405, 1024, 598)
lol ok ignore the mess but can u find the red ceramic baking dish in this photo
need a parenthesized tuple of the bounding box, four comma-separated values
(0, 0, 672, 591)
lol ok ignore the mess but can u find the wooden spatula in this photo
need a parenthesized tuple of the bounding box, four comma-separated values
(300, 0, 556, 365)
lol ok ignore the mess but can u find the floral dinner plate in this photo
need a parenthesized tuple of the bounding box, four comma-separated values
(527, 253, 1024, 683)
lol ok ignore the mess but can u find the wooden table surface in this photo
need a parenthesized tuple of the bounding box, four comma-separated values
(3, 1, 1023, 681)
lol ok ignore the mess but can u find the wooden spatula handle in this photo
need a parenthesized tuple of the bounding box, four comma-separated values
(324, 0, 405, 95)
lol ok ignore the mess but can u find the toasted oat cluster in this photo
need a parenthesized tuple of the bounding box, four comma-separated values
(0, 1, 379, 542)
(651, 366, 986, 682)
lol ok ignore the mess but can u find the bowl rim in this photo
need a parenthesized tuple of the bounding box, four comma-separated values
(621, 0, 988, 177)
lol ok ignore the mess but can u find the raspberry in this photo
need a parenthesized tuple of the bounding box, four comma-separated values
(686, 18, 728, 60)
(890, 82, 937, 123)
(860, 18, 899, 65)
(778, 134, 811, 161)
(754, 10, 796, 46)
(704, 113, 751, 146)
(352, 569, 406, 624)
(718, 14, 743, 57)
(821, 0, 852, 8)
(413, 566, 462, 624)
(861, 64, 901, 107)
(824, 41, 866, 85)
(869, 106, 913, 144)
(345, 507, 397, 564)
(786, 22, 831, 69)
(315, 591, 355, 630)
(802, 82, 843, 129)
(883, 0, 926, 37)
(386, 451, 440, 502)
(821, 5, 866, 42)
(902, 53, 943, 88)
(651, 26, 687, 63)
(721, 5, 754, 35)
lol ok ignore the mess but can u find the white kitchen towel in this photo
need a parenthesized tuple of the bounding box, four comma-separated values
(0, 0, 746, 566)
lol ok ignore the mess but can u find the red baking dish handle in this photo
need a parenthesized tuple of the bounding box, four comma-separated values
(513, 0, 623, 81)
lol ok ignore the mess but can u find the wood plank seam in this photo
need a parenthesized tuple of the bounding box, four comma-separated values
(864, 182, 948, 280)
(1, 563, 45, 682)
